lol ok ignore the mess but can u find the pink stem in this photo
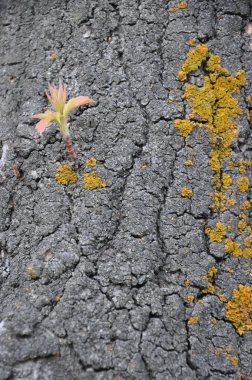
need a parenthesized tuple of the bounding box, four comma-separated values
(64, 135, 76, 160)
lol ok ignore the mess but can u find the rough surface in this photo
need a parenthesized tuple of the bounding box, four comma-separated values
(0, 0, 252, 379)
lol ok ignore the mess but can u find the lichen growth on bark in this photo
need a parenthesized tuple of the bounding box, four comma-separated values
(187, 316, 199, 325)
(55, 165, 78, 185)
(84, 172, 106, 190)
(226, 285, 252, 335)
(205, 222, 226, 242)
(175, 44, 246, 211)
(236, 176, 249, 192)
(169, 1, 188, 13)
(86, 158, 97, 166)
(180, 186, 193, 197)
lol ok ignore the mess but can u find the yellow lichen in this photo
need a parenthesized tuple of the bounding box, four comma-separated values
(169, 1, 188, 12)
(202, 266, 218, 293)
(236, 177, 249, 192)
(243, 248, 252, 259)
(178, 44, 208, 81)
(84, 172, 106, 190)
(55, 165, 78, 185)
(175, 44, 246, 211)
(187, 316, 199, 325)
(86, 157, 97, 166)
(225, 239, 243, 257)
(186, 295, 195, 304)
(244, 237, 252, 247)
(51, 53, 58, 59)
(174, 119, 197, 137)
(219, 294, 227, 303)
(236, 371, 242, 380)
(240, 200, 251, 210)
(226, 284, 252, 335)
(211, 318, 217, 325)
(202, 283, 215, 294)
(216, 348, 223, 355)
(180, 186, 193, 197)
(224, 346, 233, 353)
(188, 38, 197, 46)
(185, 278, 190, 286)
(239, 213, 247, 220)
(205, 222, 226, 242)
(227, 199, 236, 206)
(226, 268, 234, 273)
(184, 160, 193, 166)
(238, 220, 246, 234)
(222, 173, 232, 189)
(226, 355, 239, 366)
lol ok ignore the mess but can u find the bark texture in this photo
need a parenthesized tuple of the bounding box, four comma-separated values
(0, 0, 252, 379)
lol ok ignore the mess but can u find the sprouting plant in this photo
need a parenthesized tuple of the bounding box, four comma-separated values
(32, 80, 94, 159)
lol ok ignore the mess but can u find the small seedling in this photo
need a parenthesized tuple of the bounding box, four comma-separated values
(33, 80, 94, 159)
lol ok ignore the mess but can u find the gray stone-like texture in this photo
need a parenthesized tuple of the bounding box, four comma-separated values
(0, 0, 251, 379)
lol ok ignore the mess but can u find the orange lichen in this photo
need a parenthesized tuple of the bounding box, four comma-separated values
(239, 213, 247, 220)
(226, 284, 252, 335)
(178, 44, 208, 81)
(217, 290, 227, 302)
(202, 267, 217, 294)
(51, 53, 58, 59)
(185, 278, 190, 286)
(180, 186, 193, 197)
(211, 318, 217, 325)
(226, 355, 239, 366)
(174, 119, 197, 137)
(202, 283, 215, 294)
(227, 268, 234, 273)
(225, 239, 243, 256)
(55, 165, 78, 185)
(169, 1, 188, 12)
(222, 173, 232, 189)
(187, 316, 199, 325)
(184, 160, 193, 166)
(188, 38, 197, 46)
(84, 172, 106, 190)
(186, 295, 195, 304)
(238, 220, 246, 234)
(227, 199, 236, 206)
(240, 200, 251, 210)
(236, 177, 249, 192)
(86, 157, 97, 166)
(174, 44, 246, 211)
(244, 237, 252, 247)
(205, 222, 226, 242)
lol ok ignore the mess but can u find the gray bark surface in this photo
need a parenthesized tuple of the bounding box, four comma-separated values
(0, 0, 251, 379)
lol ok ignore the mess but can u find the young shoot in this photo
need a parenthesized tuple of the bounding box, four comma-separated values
(33, 80, 94, 159)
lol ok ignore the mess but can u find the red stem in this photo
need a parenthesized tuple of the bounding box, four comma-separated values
(64, 135, 76, 160)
